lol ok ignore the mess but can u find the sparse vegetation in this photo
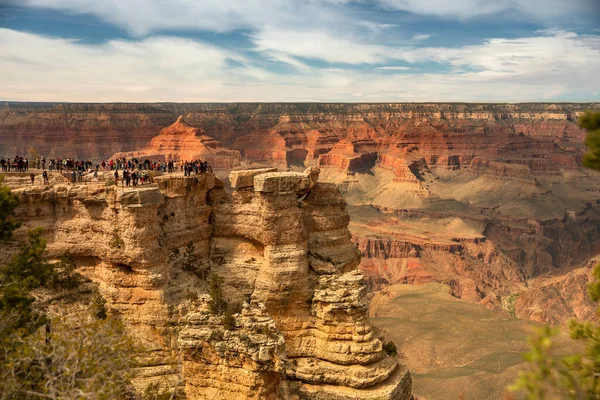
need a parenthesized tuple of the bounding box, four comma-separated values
(383, 340, 398, 356)
(0, 193, 134, 399)
(229, 301, 243, 314)
(143, 382, 174, 400)
(210, 328, 224, 341)
(181, 241, 210, 279)
(0, 176, 21, 241)
(109, 232, 125, 249)
(0, 228, 53, 333)
(581, 111, 600, 170)
(28, 149, 40, 164)
(212, 255, 225, 265)
(511, 264, 600, 399)
(222, 311, 235, 330)
(0, 317, 136, 400)
(506, 292, 520, 318)
(91, 292, 108, 320)
(208, 274, 228, 315)
(185, 289, 199, 303)
(52, 252, 84, 290)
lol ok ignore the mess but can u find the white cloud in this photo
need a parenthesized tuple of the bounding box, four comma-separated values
(20, 0, 599, 36)
(0, 28, 598, 102)
(19, 0, 350, 36)
(252, 27, 392, 64)
(378, 0, 598, 21)
(412, 34, 433, 41)
(357, 21, 397, 32)
(375, 66, 412, 70)
(266, 52, 312, 71)
(0, 28, 247, 101)
(398, 29, 600, 84)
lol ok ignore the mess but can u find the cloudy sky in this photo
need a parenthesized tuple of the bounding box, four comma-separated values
(0, 0, 599, 102)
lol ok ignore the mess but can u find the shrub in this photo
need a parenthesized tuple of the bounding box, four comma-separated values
(208, 274, 228, 315)
(222, 311, 235, 331)
(0, 317, 136, 400)
(0, 176, 21, 241)
(0, 229, 54, 333)
(181, 241, 210, 280)
(91, 292, 108, 320)
(143, 382, 173, 400)
(210, 329, 224, 342)
(229, 301, 243, 314)
(506, 292, 520, 318)
(51, 253, 84, 290)
(383, 341, 398, 356)
(109, 232, 124, 249)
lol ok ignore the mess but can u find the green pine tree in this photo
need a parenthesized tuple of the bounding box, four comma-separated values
(0, 176, 21, 241)
(581, 111, 600, 170)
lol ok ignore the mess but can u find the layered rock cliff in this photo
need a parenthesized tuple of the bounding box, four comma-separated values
(1, 102, 596, 164)
(6, 169, 411, 399)
(3, 101, 600, 325)
(112, 115, 242, 168)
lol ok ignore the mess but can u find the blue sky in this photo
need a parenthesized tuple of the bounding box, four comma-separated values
(0, 0, 599, 102)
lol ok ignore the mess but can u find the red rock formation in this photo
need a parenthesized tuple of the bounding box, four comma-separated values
(2, 103, 595, 171)
(514, 267, 597, 324)
(112, 115, 241, 169)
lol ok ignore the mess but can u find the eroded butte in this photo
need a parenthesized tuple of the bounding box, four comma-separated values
(6, 169, 411, 400)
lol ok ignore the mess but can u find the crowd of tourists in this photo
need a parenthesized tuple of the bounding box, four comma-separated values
(1, 156, 30, 172)
(2, 155, 213, 186)
(112, 169, 154, 187)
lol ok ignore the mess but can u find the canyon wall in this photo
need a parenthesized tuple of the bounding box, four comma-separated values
(1, 102, 596, 165)
(3, 101, 600, 325)
(5, 170, 411, 399)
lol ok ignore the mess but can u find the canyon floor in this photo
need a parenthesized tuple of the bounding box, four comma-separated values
(370, 283, 580, 400)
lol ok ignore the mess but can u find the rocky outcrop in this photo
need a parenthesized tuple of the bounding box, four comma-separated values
(513, 266, 597, 324)
(7, 169, 411, 399)
(229, 167, 277, 189)
(111, 115, 241, 168)
(351, 202, 600, 320)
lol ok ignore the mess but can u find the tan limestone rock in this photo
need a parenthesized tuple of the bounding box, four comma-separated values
(229, 167, 277, 189)
(254, 171, 310, 194)
(8, 172, 411, 400)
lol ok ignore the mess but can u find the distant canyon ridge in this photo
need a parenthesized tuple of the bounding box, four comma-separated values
(3, 101, 600, 325)
(1, 102, 597, 163)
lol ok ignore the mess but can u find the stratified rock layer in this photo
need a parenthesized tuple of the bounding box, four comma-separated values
(111, 115, 241, 168)
(7, 170, 411, 400)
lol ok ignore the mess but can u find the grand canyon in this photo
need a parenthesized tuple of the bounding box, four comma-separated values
(2, 102, 600, 399)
